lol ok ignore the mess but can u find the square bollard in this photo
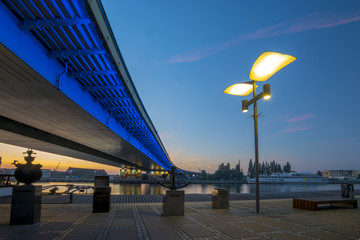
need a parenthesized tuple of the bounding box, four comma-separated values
(212, 188, 229, 209)
(10, 185, 42, 225)
(93, 176, 111, 212)
(162, 190, 184, 216)
(93, 186, 111, 212)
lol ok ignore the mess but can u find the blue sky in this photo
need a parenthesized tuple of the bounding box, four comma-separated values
(100, 0, 360, 172)
(1, 0, 360, 174)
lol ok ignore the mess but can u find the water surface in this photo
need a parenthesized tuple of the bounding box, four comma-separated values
(36, 182, 358, 195)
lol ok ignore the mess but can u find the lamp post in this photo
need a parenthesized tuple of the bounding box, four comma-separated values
(224, 52, 296, 213)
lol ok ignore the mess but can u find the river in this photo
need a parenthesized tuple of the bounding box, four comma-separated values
(35, 182, 358, 195)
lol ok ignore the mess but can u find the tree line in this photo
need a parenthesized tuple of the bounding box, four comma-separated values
(247, 159, 291, 178)
(196, 162, 244, 180)
(195, 159, 292, 180)
(214, 162, 244, 180)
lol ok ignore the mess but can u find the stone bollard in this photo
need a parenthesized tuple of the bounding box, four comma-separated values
(212, 188, 229, 209)
(162, 190, 185, 216)
(10, 185, 42, 225)
(93, 176, 111, 213)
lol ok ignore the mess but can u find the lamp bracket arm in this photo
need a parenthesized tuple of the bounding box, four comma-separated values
(255, 92, 264, 101)
(247, 92, 264, 107)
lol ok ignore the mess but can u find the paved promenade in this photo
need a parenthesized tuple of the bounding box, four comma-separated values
(0, 196, 359, 240)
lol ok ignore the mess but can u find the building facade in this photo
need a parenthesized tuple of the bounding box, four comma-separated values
(322, 170, 360, 178)
(41, 169, 51, 178)
(66, 167, 108, 179)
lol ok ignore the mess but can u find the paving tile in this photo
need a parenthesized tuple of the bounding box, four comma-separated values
(83, 213, 108, 223)
(214, 225, 257, 239)
(166, 216, 193, 225)
(64, 233, 98, 240)
(25, 232, 61, 240)
(0, 226, 31, 238)
(179, 225, 214, 238)
(0, 197, 359, 240)
(195, 217, 229, 226)
(215, 214, 244, 222)
(59, 213, 88, 222)
(137, 207, 155, 214)
(111, 217, 135, 228)
(272, 222, 309, 232)
(237, 222, 274, 233)
(148, 229, 182, 240)
(40, 221, 73, 231)
(107, 229, 138, 240)
(142, 216, 169, 230)
(114, 210, 133, 219)
(265, 232, 309, 240)
(282, 216, 325, 227)
(72, 223, 103, 234)
(304, 230, 352, 240)
(320, 225, 359, 238)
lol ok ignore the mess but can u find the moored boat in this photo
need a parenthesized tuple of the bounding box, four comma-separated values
(247, 172, 327, 184)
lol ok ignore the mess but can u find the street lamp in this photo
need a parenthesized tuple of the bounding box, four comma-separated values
(224, 52, 296, 213)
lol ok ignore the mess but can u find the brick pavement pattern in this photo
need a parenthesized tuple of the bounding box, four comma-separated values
(0, 198, 359, 240)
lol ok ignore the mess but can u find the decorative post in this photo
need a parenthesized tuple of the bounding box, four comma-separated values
(158, 166, 190, 216)
(10, 149, 43, 225)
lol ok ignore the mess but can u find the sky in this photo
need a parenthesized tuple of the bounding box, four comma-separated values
(1, 0, 360, 174)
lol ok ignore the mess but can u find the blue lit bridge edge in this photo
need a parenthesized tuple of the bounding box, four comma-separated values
(0, 0, 176, 171)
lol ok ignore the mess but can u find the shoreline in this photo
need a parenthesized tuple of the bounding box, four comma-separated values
(37, 179, 360, 184)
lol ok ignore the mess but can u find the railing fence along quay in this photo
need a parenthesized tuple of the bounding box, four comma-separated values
(1, 189, 358, 204)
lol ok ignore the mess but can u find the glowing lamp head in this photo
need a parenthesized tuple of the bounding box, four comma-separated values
(224, 82, 257, 96)
(249, 52, 296, 81)
(262, 84, 271, 100)
(242, 100, 249, 113)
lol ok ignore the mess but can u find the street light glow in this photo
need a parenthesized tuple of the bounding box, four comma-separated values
(223, 82, 257, 96)
(249, 52, 296, 81)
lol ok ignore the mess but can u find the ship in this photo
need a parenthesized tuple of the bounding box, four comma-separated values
(247, 172, 327, 184)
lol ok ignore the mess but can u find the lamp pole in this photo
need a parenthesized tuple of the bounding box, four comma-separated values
(252, 80, 260, 213)
(223, 52, 296, 214)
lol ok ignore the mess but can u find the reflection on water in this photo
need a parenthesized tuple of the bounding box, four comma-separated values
(112, 183, 165, 195)
(37, 182, 357, 195)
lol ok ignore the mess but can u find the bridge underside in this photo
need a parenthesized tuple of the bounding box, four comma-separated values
(0, 43, 161, 171)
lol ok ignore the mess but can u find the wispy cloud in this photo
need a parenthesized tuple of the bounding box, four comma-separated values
(312, 137, 359, 145)
(263, 113, 316, 134)
(286, 113, 315, 123)
(281, 123, 315, 134)
(262, 115, 290, 125)
(169, 10, 360, 63)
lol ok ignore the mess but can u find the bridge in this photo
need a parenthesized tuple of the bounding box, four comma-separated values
(0, 0, 174, 171)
